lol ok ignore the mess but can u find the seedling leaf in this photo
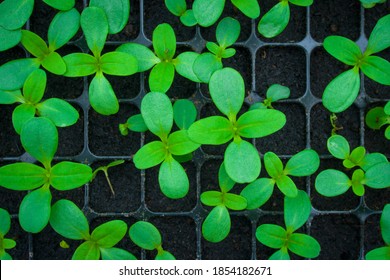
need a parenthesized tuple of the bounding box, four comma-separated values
(267, 84, 290, 101)
(218, 162, 235, 193)
(89, 73, 119, 115)
(315, 169, 351, 197)
(80, 7, 108, 57)
(240, 178, 275, 209)
(0, 163, 46, 191)
(36, 98, 79, 127)
(256, 224, 287, 249)
(202, 205, 231, 243)
(149, 62, 175, 93)
(72, 241, 100, 260)
(201, 191, 223, 206)
(21, 30, 49, 59)
(159, 157, 189, 199)
(129, 221, 162, 250)
(175, 52, 202, 83)
(327, 135, 350, 159)
(173, 99, 197, 130)
(231, 0, 260, 19)
(89, 0, 130, 34)
(193, 52, 223, 83)
(285, 149, 320, 177)
(264, 152, 284, 179)
(12, 103, 35, 134)
(365, 107, 388, 129)
(287, 233, 320, 258)
(364, 162, 390, 189)
(0, 59, 40, 91)
(269, 249, 290, 260)
(43, 0, 75, 11)
(289, 0, 313, 6)
(50, 162, 92, 191)
(276, 174, 298, 197)
(381, 204, 390, 245)
(0, 208, 11, 236)
(0, 27, 22, 52)
(167, 130, 200, 155)
(63, 53, 97, 77)
(180, 10, 197, 27)
(91, 220, 127, 248)
(323, 36, 362, 66)
(284, 190, 311, 232)
(258, 2, 290, 38)
(99, 52, 138, 76)
(0, 89, 23, 104)
(216, 17, 240, 48)
(23, 69, 46, 104)
(365, 246, 390, 260)
(366, 14, 390, 55)
(100, 247, 137, 260)
(117, 43, 160, 72)
(133, 141, 167, 169)
(42, 51, 67, 75)
(165, 0, 186, 16)
(48, 8, 81, 50)
(153, 23, 176, 60)
(361, 153, 388, 171)
(360, 56, 390, 86)
(223, 193, 247, 210)
(188, 116, 233, 145)
(0, 0, 34, 30)
(193, 0, 224, 27)
(156, 250, 176, 260)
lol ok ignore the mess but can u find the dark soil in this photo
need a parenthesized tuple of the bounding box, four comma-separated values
(364, 214, 384, 256)
(0, 105, 24, 157)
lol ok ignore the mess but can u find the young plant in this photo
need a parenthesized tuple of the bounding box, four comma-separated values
(241, 149, 319, 209)
(365, 204, 390, 260)
(129, 221, 175, 260)
(0, 69, 79, 134)
(0, 208, 16, 260)
(359, 0, 386, 8)
(133, 92, 200, 199)
(322, 14, 390, 113)
(258, 0, 313, 38)
(50, 199, 136, 260)
(201, 162, 247, 243)
(365, 101, 390, 140)
(0, 117, 92, 233)
(256, 190, 321, 260)
(164, 0, 197, 27)
(119, 114, 148, 136)
(62, 6, 137, 115)
(117, 23, 201, 93)
(193, 17, 240, 83)
(188, 68, 286, 183)
(43, 0, 75, 11)
(250, 84, 291, 110)
(91, 160, 125, 197)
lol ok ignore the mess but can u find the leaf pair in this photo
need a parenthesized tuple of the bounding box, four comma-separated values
(0, 208, 16, 260)
(323, 14, 390, 113)
(0, 69, 79, 134)
(0, 118, 92, 233)
(365, 204, 390, 260)
(188, 68, 286, 183)
(201, 163, 247, 243)
(50, 199, 136, 260)
(133, 92, 200, 199)
(365, 102, 390, 140)
(129, 221, 175, 260)
(250, 84, 291, 110)
(165, 0, 197, 27)
(256, 190, 321, 260)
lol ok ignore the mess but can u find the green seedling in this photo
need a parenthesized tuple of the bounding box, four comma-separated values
(201, 162, 247, 243)
(164, 0, 197, 27)
(256, 190, 321, 260)
(0, 69, 79, 134)
(322, 14, 390, 113)
(62, 6, 137, 115)
(92, 160, 125, 197)
(241, 149, 319, 208)
(129, 221, 175, 260)
(250, 84, 291, 110)
(50, 199, 136, 260)
(258, 0, 313, 38)
(0, 117, 92, 233)
(188, 68, 286, 183)
(0, 208, 16, 260)
(0, 0, 34, 52)
(117, 23, 201, 93)
(365, 204, 390, 260)
(119, 114, 148, 136)
(359, 0, 386, 8)
(43, 0, 75, 11)
(133, 92, 200, 199)
(193, 17, 240, 83)
(365, 101, 390, 140)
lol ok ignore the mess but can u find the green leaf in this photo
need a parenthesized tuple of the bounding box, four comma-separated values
(361, 56, 390, 86)
(221, 48, 236, 59)
(100, 248, 137, 260)
(0, 208, 11, 236)
(288, 233, 320, 258)
(264, 152, 284, 179)
(0, 0, 34, 30)
(202, 205, 230, 242)
(172, 153, 193, 163)
(323, 68, 361, 113)
(381, 204, 390, 245)
(0, 58, 40, 91)
(12, 103, 35, 134)
(141, 91, 173, 139)
(149, 62, 175, 93)
(258, 2, 290, 38)
(19, 187, 52, 233)
(193, 52, 223, 83)
(174, 52, 202, 83)
(365, 246, 390, 260)
(153, 23, 176, 60)
(216, 17, 240, 48)
(100, 51, 138, 76)
(23, 69, 46, 104)
(315, 169, 351, 197)
(345, 146, 366, 168)
(48, 8, 80, 50)
(236, 109, 286, 138)
(43, 0, 75, 11)
(209, 68, 245, 118)
(72, 241, 100, 260)
(276, 175, 298, 197)
(351, 169, 365, 196)
(117, 43, 160, 72)
(21, 117, 58, 167)
(327, 135, 350, 159)
(200, 191, 223, 206)
(361, 153, 388, 171)
(50, 162, 92, 190)
(165, 0, 186, 16)
(223, 193, 247, 210)
(0, 89, 23, 104)
(21, 30, 49, 59)
(365, 107, 388, 130)
(188, 116, 233, 145)
(129, 221, 162, 250)
(193, 0, 225, 27)
(386, 126, 390, 139)
(159, 157, 189, 199)
(256, 224, 287, 249)
(266, 84, 290, 101)
(0, 27, 22, 52)
(224, 140, 261, 183)
(91, 220, 127, 248)
(63, 53, 97, 77)
(50, 199, 90, 240)
(0, 163, 46, 191)
(80, 7, 108, 57)
(3, 239, 16, 250)
(133, 141, 167, 169)
(366, 14, 390, 55)
(126, 114, 148, 133)
(36, 98, 79, 127)
(89, 73, 119, 115)
(269, 248, 290, 260)
(156, 250, 176, 260)
(284, 190, 311, 232)
(173, 99, 197, 130)
(0, 252, 12, 260)
(289, 0, 314, 6)
(240, 178, 275, 209)
(42, 51, 67, 75)
(168, 130, 200, 155)
(207, 42, 221, 55)
(180, 10, 197, 27)
(323, 36, 362, 66)
(218, 162, 235, 193)
(89, 0, 130, 34)
(231, 0, 260, 19)
(285, 149, 320, 177)
(365, 163, 390, 189)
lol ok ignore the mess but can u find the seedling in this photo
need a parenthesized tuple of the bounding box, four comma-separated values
(241, 149, 319, 209)
(201, 162, 247, 243)
(129, 221, 175, 260)
(92, 160, 125, 197)
(258, 0, 313, 38)
(133, 92, 200, 199)
(322, 14, 390, 113)
(365, 101, 390, 140)
(50, 199, 136, 260)
(250, 84, 291, 110)
(119, 114, 148, 136)
(365, 204, 390, 260)
(193, 17, 240, 83)
(0, 208, 16, 260)
(43, 0, 75, 11)
(164, 0, 197, 27)
(359, 0, 386, 8)
(0, 69, 79, 134)
(188, 68, 286, 183)
(256, 190, 321, 260)
(0, 117, 92, 233)
(117, 23, 201, 93)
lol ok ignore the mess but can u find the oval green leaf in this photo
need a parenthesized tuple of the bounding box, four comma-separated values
(192, 52, 223, 83)
(256, 224, 287, 249)
(173, 99, 197, 130)
(193, 0, 224, 27)
(326, 135, 350, 159)
(267, 84, 290, 101)
(285, 149, 320, 177)
(174, 52, 202, 83)
(129, 221, 162, 250)
(264, 152, 284, 179)
(276, 174, 298, 197)
(365, 162, 390, 189)
(165, 0, 186, 16)
(23, 69, 46, 104)
(168, 130, 200, 155)
(0, 58, 40, 91)
(202, 205, 230, 243)
(0, 27, 22, 52)
(89, 0, 130, 34)
(21, 30, 48, 59)
(153, 23, 176, 60)
(258, 2, 290, 38)
(0, 208, 11, 236)
(43, 0, 75, 11)
(91, 220, 127, 248)
(216, 17, 240, 47)
(231, 0, 260, 19)
(63, 53, 97, 77)
(188, 116, 233, 145)
(0, 163, 46, 191)
(100, 51, 138, 76)
(72, 241, 100, 260)
(223, 193, 247, 210)
(284, 190, 311, 232)
(149, 62, 175, 93)
(48, 8, 80, 50)
(200, 191, 223, 207)
(50, 161, 92, 190)
(365, 246, 390, 260)
(315, 169, 351, 197)
(117, 43, 160, 72)
(0, 0, 34, 30)
(36, 98, 79, 127)
(0, 89, 23, 104)
(80, 7, 108, 56)
(381, 204, 390, 245)
(240, 178, 275, 209)
(180, 10, 197, 27)
(100, 247, 137, 260)
(159, 157, 189, 199)
(361, 56, 390, 86)
(12, 103, 36, 134)
(323, 36, 362, 66)
(366, 14, 390, 55)
(42, 51, 67, 75)
(89, 73, 119, 115)
(133, 141, 167, 169)
(288, 233, 320, 258)
(218, 162, 235, 193)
